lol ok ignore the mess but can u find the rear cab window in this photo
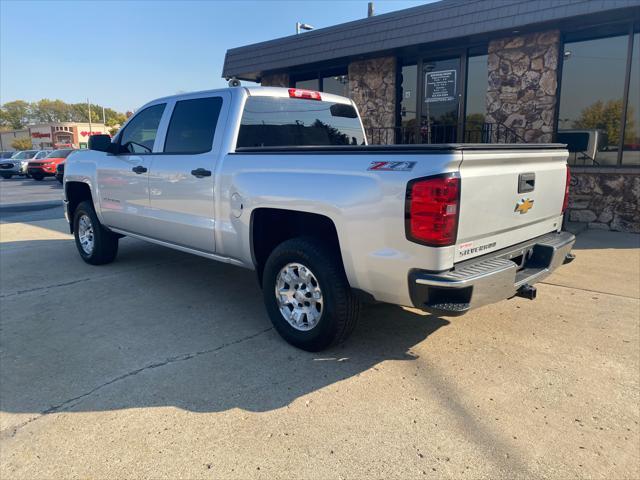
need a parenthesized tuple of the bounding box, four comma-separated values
(164, 97, 223, 154)
(236, 96, 364, 148)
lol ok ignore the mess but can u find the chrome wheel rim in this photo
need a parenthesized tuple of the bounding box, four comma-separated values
(77, 214, 95, 255)
(275, 262, 323, 331)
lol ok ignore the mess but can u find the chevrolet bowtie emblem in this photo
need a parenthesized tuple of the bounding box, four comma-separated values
(515, 198, 535, 214)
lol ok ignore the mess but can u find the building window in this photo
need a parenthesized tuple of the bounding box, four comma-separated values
(558, 29, 638, 167)
(322, 74, 349, 97)
(464, 54, 488, 142)
(295, 78, 319, 91)
(623, 32, 639, 165)
(293, 69, 348, 97)
(399, 64, 418, 143)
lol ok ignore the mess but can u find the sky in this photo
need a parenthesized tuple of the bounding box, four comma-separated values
(1, 0, 430, 112)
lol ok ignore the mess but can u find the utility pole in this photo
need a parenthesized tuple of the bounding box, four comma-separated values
(102, 106, 106, 126)
(87, 98, 92, 133)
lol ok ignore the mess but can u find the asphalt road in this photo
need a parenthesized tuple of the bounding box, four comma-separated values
(0, 176, 63, 208)
(0, 208, 638, 479)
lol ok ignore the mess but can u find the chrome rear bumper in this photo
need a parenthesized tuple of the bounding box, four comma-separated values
(409, 231, 575, 316)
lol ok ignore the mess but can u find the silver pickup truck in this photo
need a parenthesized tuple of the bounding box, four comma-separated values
(64, 86, 575, 351)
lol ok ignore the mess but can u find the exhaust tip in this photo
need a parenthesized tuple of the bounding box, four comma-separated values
(517, 284, 537, 300)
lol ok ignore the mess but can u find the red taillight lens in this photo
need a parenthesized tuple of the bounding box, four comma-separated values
(406, 174, 460, 246)
(288, 88, 322, 100)
(562, 165, 571, 213)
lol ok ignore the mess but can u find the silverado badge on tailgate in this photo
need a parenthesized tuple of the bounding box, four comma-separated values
(514, 198, 534, 214)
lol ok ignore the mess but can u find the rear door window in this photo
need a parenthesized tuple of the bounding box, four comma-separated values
(164, 97, 223, 154)
(237, 96, 364, 148)
(118, 103, 166, 154)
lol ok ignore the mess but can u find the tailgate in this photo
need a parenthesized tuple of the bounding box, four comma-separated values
(455, 148, 568, 262)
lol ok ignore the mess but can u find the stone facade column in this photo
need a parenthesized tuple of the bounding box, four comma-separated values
(260, 72, 290, 88)
(348, 56, 396, 145)
(486, 30, 560, 142)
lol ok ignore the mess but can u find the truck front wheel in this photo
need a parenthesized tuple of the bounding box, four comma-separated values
(262, 238, 360, 351)
(73, 201, 119, 265)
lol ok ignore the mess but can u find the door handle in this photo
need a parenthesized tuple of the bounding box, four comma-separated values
(191, 168, 212, 178)
(132, 165, 147, 174)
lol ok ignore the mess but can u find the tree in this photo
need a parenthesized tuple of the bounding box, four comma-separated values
(31, 99, 70, 123)
(573, 99, 635, 145)
(1, 99, 128, 129)
(11, 137, 32, 150)
(0, 100, 30, 129)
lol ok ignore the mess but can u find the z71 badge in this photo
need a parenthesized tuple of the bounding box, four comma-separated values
(368, 161, 417, 171)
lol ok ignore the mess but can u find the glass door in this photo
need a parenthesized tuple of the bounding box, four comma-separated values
(420, 57, 462, 143)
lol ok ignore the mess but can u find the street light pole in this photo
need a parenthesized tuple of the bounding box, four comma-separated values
(87, 98, 92, 134)
(296, 22, 314, 34)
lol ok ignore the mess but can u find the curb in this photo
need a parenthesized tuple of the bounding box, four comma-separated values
(0, 200, 62, 213)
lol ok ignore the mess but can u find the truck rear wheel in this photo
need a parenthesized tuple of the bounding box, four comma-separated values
(262, 237, 360, 351)
(73, 201, 119, 265)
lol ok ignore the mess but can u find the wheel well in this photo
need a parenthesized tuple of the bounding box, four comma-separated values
(65, 182, 92, 233)
(251, 208, 342, 283)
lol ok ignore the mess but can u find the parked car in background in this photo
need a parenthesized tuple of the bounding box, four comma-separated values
(0, 151, 15, 159)
(0, 150, 48, 179)
(54, 150, 79, 183)
(27, 149, 75, 181)
(56, 162, 65, 183)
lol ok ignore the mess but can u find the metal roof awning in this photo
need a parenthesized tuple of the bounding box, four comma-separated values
(222, 0, 640, 81)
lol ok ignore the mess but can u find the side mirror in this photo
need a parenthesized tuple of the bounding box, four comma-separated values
(88, 134, 113, 153)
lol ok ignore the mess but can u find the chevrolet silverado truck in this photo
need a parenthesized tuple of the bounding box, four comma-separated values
(63, 86, 575, 351)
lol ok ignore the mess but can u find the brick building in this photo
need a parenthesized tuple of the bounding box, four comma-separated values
(0, 122, 109, 151)
(222, 0, 640, 232)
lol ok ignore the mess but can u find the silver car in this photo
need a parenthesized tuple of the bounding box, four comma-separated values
(0, 150, 50, 178)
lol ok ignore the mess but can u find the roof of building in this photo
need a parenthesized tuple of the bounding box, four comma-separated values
(222, 0, 640, 81)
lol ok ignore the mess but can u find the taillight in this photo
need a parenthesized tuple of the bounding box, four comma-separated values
(562, 165, 571, 213)
(288, 88, 322, 100)
(406, 174, 460, 246)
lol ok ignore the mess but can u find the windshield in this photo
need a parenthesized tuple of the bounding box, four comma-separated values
(47, 149, 74, 158)
(237, 96, 364, 148)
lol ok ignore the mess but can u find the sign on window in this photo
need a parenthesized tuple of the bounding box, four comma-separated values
(425, 69, 457, 103)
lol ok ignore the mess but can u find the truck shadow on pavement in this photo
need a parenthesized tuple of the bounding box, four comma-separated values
(0, 236, 450, 417)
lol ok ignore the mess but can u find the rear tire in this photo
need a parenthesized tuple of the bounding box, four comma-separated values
(1, 174, 11, 179)
(262, 237, 360, 351)
(73, 201, 119, 265)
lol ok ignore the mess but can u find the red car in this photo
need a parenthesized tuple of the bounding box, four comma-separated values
(27, 149, 75, 181)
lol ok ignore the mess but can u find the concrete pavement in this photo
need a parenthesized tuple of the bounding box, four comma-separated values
(0, 215, 638, 479)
